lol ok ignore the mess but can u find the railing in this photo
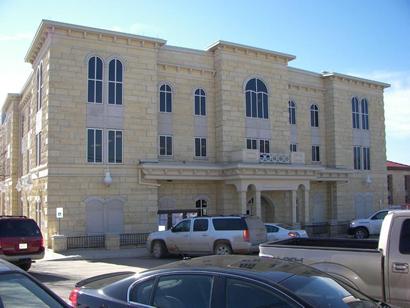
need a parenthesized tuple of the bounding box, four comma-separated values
(120, 233, 150, 247)
(67, 235, 105, 249)
(259, 153, 290, 164)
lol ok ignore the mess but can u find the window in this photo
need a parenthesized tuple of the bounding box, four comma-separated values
(128, 278, 155, 305)
(310, 104, 319, 127)
(245, 78, 268, 119)
(212, 218, 246, 230)
(290, 144, 297, 152)
(195, 199, 208, 216)
(193, 218, 208, 231)
(352, 97, 360, 129)
(353, 146, 361, 170)
(159, 84, 172, 112)
(246, 138, 269, 153)
(405, 176, 410, 203)
(194, 137, 207, 158)
(371, 210, 388, 220)
(35, 132, 41, 166)
(361, 99, 369, 130)
(363, 147, 370, 170)
(159, 135, 172, 156)
(108, 59, 123, 105)
(88, 56, 103, 104)
(288, 101, 296, 124)
(312, 145, 320, 162)
(36, 62, 43, 111)
(265, 225, 279, 233)
(259, 140, 270, 154)
(194, 89, 206, 116)
(246, 138, 257, 150)
(173, 220, 191, 232)
(108, 130, 123, 163)
(387, 174, 393, 204)
(87, 128, 103, 163)
(399, 219, 410, 254)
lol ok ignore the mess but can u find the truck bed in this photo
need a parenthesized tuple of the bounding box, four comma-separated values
(263, 237, 379, 250)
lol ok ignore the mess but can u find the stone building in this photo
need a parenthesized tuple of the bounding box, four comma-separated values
(387, 161, 410, 206)
(0, 20, 390, 247)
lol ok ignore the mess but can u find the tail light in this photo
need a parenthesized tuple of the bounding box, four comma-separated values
(69, 287, 80, 307)
(243, 229, 250, 242)
(288, 231, 300, 238)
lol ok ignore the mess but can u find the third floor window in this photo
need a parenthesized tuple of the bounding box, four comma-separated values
(288, 101, 296, 124)
(108, 59, 123, 105)
(194, 89, 206, 116)
(310, 104, 319, 127)
(160, 84, 172, 112)
(88, 56, 103, 104)
(245, 78, 268, 119)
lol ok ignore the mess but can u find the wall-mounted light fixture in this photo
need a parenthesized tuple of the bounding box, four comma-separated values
(103, 169, 112, 187)
(364, 174, 372, 186)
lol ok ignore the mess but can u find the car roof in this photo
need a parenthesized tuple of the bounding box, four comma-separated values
(139, 255, 327, 284)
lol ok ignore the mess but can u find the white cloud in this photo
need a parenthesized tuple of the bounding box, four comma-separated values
(0, 33, 32, 41)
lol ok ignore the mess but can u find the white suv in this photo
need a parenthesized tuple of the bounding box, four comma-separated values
(147, 216, 267, 258)
(348, 209, 389, 239)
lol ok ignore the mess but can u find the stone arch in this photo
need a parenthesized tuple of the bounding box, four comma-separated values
(261, 195, 275, 223)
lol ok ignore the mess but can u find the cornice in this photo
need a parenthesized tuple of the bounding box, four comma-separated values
(158, 62, 216, 76)
(322, 72, 390, 90)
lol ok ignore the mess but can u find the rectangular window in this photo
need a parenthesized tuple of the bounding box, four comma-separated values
(108, 130, 123, 163)
(35, 132, 41, 166)
(87, 128, 103, 163)
(363, 147, 371, 170)
(159, 135, 172, 156)
(387, 174, 393, 204)
(312, 145, 320, 162)
(290, 144, 297, 152)
(36, 63, 43, 111)
(405, 175, 410, 203)
(259, 140, 270, 154)
(353, 146, 361, 170)
(246, 138, 257, 150)
(194, 137, 207, 158)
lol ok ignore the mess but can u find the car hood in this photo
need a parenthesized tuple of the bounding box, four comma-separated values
(148, 230, 171, 238)
(350, 219, 370, 224)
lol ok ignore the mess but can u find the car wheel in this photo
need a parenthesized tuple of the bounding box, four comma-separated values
(18, 261, 32, 271)
(354, 228, 369, 239)
(151, 241, 167, 259)
(214, 242, 233, 255)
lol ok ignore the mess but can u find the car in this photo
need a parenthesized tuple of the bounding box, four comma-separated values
(0, 258, 70, 307)
(146, 215, 267, 258)
(265, 223, 308, 241)
(348, 209, 389, 239)
(69, 255, 389, 308)
(0, 216, 45, 271)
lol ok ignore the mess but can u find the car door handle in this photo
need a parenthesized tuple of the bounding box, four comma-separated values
(201, 234, 208, 237)
(392, 262, 409, 273)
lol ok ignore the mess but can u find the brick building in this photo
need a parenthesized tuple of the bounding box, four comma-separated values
(0, 20, 390, 247)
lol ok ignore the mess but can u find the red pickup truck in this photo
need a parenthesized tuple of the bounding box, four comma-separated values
(0, 216, 45, 271)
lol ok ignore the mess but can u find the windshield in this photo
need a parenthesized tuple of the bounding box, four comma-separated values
(280, 274, 382, 308)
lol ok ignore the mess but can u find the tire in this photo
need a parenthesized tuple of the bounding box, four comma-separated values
(151, 241, 167, 259)
(18, 261, 32, 271)
(214, 242, 233, 255)
(353, 227, 369, 239)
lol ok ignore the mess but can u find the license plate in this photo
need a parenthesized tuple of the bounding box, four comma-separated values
(19, 243, 28, 250)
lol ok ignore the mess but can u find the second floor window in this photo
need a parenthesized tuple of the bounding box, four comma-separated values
(194, 137, 207, 157)
(353, 146, 371, 170)
(363, 147, 371, 170)
(352, 97, 360, 129)
(353, 146, 361, 170)
(246, 138, 270, 153)
(310, 104, 319, 127)
(36, 62, 43, 111)
(288, 101, 296, 124)
(290, 144, 297, 152)
(159, 135, 172, 156)
(245, 78, 268, 119)
(246, 138, 257, 150)
(312, 145, 320, 162)
(108, 59, 123, 105)
(35, 132, 41, 166)
(194, 89, 206, 116)
(259, 139, 270, 154)
(87, 128, 103, 163)
(160, 84, 172, 112)
(88, 56, 103, 104)
(108, 130, 123, 163)
(361, 99, 369, 130)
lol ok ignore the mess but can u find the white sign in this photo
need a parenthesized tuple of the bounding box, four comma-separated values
(56, 207, 63, 219)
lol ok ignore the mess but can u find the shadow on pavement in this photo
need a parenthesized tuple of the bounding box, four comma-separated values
(30, 272, 71, 283)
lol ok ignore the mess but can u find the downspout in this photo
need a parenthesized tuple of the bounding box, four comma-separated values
(138, 168, 160, 187)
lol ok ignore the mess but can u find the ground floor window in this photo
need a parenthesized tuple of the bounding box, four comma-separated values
(312, 145, 320, 162)
(195, 199, 208, 216)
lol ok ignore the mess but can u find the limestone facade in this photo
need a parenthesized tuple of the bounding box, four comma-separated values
(0, 20, 390, 246)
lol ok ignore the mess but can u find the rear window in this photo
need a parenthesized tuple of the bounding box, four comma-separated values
(212, 218, 247, 231)
(0, 219, 41, 237)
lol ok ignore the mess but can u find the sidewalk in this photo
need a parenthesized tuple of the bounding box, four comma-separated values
(43, 246, 150, 261)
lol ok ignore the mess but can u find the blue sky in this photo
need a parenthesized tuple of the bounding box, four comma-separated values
(1, 0, 409, 163)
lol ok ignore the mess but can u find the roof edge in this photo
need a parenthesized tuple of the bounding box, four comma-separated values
(322, 71, 390, 88)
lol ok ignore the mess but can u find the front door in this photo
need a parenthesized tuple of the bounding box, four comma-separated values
(387, 217, 410, 306)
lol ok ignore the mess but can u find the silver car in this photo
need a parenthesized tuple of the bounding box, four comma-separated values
(147, 216, 267, 258)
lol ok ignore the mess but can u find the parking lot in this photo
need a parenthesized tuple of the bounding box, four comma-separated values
(30, 249, 177, 303)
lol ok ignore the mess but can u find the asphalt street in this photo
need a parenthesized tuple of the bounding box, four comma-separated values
(30, 256, 177, 303)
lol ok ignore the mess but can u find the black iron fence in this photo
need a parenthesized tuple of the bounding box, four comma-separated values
(67, 235, 105, 249)
(120, 233, 149, 247)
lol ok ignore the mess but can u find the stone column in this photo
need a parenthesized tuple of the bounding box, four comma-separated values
(292, 190, 297, 224)
(240, 190, 247, 215)
(304, 189, 310, 224)
(255, 190, 261, 218)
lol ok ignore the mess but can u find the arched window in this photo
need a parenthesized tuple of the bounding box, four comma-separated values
(288, 100, 296, 124)
(352, 97, 360, 129)
(108, 59, 123, 105)
(310, 104, 319, 127)
(361, 98, 369, 130)
(245, 78, 268, 119)
(160, 84, 172, 112)
(88, 56, 103, 104)
(195, 199, 208, 216)
(36, 62, 43, 111)
(194, 89, 206, 116)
